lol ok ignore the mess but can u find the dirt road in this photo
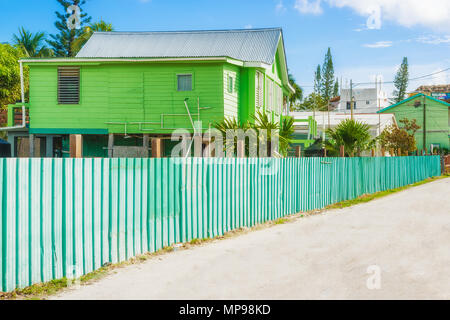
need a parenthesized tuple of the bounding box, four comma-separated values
(52, 178, 450, 300)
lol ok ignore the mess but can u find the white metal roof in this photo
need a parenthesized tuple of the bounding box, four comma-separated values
(76, 28, 283, 64)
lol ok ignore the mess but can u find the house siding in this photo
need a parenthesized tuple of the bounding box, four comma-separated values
(29, 62, 224, 134)
(223, 63, 240, 120)
(381, 95, 450, 151)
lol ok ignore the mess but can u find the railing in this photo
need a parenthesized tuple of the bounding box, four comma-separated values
(0, 156, 441, 292)
(6, 104, 30, 128)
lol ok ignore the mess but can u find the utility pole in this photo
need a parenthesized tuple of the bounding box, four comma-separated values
(350, 79, 354, 120)
(423, 94, 427, 154)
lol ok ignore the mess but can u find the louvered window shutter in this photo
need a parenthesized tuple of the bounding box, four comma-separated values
(58, 68, 80, 104)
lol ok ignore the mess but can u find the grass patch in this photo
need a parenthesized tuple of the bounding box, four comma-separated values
(274, 218, 289, 225)
(1, 174, 447, 300)
(326, 175, 448, 210)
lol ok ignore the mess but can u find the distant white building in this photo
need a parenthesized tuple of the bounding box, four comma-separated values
(335, 87, 389, 114)
(290, 111, 396, 139)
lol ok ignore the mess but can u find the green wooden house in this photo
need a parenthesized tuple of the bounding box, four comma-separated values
(378, 93, 450, 152)
(5, 28, 294, 157)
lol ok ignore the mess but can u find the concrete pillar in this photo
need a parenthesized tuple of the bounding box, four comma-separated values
(143, 134, 150, 149)
(29, 134, 35, 158)
(7, 133, 15, 157)
(108, 134, 114, 158)
(46, 136, 54, 158)
(151, 138, 164, 158)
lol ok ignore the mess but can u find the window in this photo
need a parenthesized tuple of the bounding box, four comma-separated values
(346, 101, 357, 110)
(177, 74, 192, 91)
(227, 75, 234, 93)
(366, 100, 370, 105)
(255, 71, 264, 108)
(58, 67, 80, 104)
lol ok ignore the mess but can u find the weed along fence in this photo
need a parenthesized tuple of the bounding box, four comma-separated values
(0, 156, 441, 292)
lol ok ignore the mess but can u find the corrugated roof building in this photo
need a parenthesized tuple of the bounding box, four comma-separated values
(14, 28, 295, 158)
(77, 28, 283, 65)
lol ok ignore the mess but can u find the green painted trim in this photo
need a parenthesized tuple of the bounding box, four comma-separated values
(378, 93, 450, 113)
(29, 128, 109, 134)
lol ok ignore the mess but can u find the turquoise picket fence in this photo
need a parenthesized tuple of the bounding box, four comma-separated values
(0, 156, 441, 292)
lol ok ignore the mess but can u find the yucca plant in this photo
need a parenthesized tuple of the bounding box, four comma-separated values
(214, 117, 254, 156)
(325, 119, 376, 157)
(278, 116, 295, 157)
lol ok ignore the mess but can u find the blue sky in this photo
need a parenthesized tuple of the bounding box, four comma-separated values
(1, 0, 449, 96)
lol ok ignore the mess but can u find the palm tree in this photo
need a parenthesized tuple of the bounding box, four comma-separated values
(288, 74, 303, 110)
(12, 27, 53, 57)
(72, 20, 114, 55)
(325, 119, 376, 157)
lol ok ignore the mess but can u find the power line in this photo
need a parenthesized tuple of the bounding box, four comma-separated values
(298, 67, 450, 88)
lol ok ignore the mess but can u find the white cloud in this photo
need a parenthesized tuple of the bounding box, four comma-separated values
(294, 0, 450, 32)
(244, 24, 253, 29)
(363, 41, 393, 48)
(416, 35, 450, 45)
(294, 0, 323, 15)
(276, 0, 287, 13)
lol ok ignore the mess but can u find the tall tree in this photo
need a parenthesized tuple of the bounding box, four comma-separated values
(12, 27, 53, 57)
(393, 57, 409, 103)
(333, 78, 339, 97)
(314, 64, 322, 96)
(288, 73, 303, 111)
(71, 20, 114, 55)
(0, 44, 29, 108)
(47, 0, 91, 57)
(320, 47, 335, 102)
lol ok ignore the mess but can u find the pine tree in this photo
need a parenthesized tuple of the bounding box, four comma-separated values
(320, 48, 335, 102)
(314, 64, 322, 95)
(393, 57, 409, 103)
(47, 0, 91, 57)
(333, 78, 339, 97)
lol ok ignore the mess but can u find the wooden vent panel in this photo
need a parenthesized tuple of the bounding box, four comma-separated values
(58, 68, 80, 104)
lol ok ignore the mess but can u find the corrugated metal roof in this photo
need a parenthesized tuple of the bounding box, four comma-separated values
(76, 28, 282, 64)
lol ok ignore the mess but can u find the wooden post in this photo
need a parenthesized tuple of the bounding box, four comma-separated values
(323, 147, 327, 158)
(69, 134, 76, 158)
(371, 149, 375, 157)
(70, 134, 83, 158)
(152, 138, 164, 158)
(76, 135, 83, 158)
(237, 139, 245, 158)
(295, 146, 302, 158)
(398, 148, 402, 157)
(340, 145, 345, 157)
(381, 147, 385, 157)
(108, 133, 114, 158)
(390, 148, 394, 157)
